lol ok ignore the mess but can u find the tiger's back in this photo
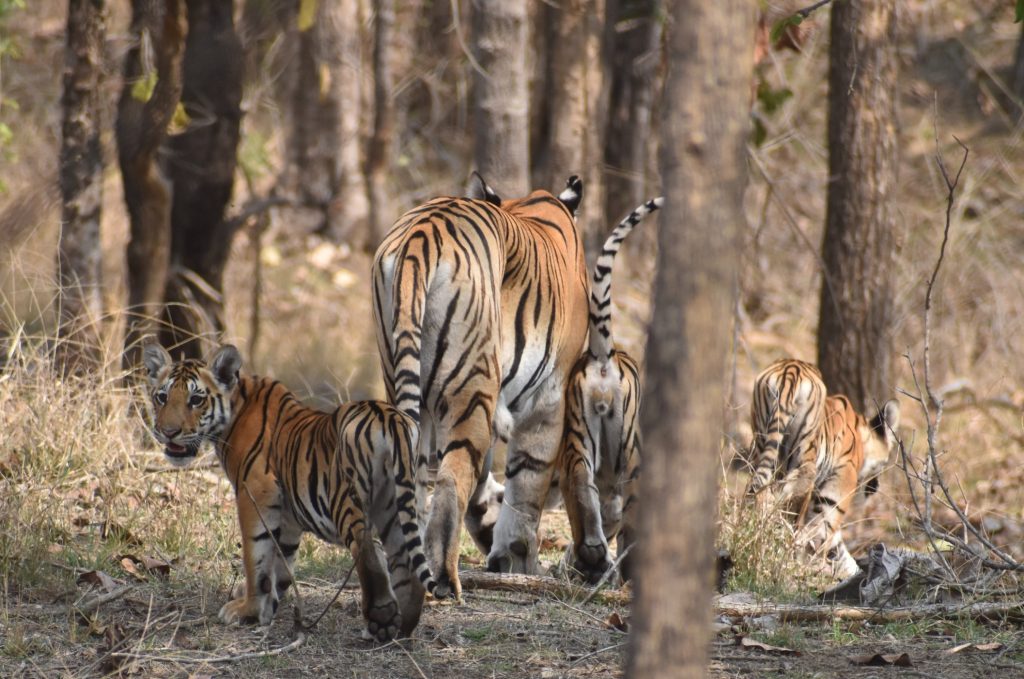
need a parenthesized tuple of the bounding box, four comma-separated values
(143, 343, 433, 642)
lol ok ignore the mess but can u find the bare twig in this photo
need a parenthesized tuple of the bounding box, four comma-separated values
(570, 641, 628, 667)
(75, 585, 133, 615)
(111, 633, 306, 664)
(900, 130, 1023, 575)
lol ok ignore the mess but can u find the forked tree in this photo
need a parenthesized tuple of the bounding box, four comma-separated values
(627, 0, 754, 677)
(816, 0, 899, 412)
(161, 0, 244, 358)
(117, 0, 186, 369)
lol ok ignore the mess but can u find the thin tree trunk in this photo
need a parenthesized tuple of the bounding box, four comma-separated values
(816, 0, 899, 413)
(118, 0, 187, 370)
(58, 0, 106, 373)
(471, 0, 529, 197)
(627, 1, 753, 677)
(1014, 19, 1024, 106)
(535, 0, 607, 253)
(365, 0, 395, 251)
(161, 0, 243, 358)
(604, 0, 660, 233)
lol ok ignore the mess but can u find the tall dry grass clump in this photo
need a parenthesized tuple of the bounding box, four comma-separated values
(0, 322, 238, 605)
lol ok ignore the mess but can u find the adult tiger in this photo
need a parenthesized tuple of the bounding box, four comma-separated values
(372, 175, 589, 597)
(558, 197, 663, 584)
(747, 358, 900, 577)
(142, 343, 435, 641)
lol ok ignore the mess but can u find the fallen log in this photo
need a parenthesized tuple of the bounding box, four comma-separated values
(715, 598, 1024, 624)
(456, 571, 632, 606)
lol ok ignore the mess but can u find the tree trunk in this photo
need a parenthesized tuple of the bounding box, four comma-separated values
(471, 0, 530, 197)
(627, 1, 753, 677)
(118, 0, 187, 370)
(161, 0, 243, 358)
(603, 0, 661, 234)
(534, 0, 607, 253)
(816, 0, 899, 413)
(365, 0, 395, 251)
(1014, 19, 1024, 106)
(57, 0, 106, 374)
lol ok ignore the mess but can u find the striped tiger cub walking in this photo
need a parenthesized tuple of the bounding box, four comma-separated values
(143, 343, 435, 642)
(747, 358, 900, 577)
(558, 197, 662, 583)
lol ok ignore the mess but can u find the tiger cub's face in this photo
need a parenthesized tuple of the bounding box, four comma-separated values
(142, 343, 242, 467)
(859, 399, 901, 494)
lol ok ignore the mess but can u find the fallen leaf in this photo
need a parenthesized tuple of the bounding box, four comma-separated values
(141, 555, 172, 576)
(946, 642, 1003, 654)
(77, 570, 120, 593)
(604, 612, 629, 632)
(849, 652, 911, 667)
(737, 635, 800, 656)
(119, 557, 146, 581)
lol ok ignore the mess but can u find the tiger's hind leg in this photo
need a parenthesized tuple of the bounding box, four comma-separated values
(488, 375, 565, 575)
(342, 507, 402, 642)
(369, 472, 426, 637)
(559, 373, 612, 582)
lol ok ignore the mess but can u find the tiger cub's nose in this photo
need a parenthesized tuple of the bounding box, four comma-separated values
(160, 426, 182, 439)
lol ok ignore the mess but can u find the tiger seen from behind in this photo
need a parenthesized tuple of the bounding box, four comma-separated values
(557, 196, 663, 584)
(372, 175, 589, 597)
(746, 358, 900, 578)
(143, 343, 436, 642)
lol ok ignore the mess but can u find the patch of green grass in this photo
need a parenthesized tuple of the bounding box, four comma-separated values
(461, 625, 491, 642)
(752, 624, 807, 651)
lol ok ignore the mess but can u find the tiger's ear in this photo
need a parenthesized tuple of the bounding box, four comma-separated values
(209, 345, 242, 391)
(557, 175, 583, 217)
(142, 342, 173, 385)
(466, 171, 502, 205)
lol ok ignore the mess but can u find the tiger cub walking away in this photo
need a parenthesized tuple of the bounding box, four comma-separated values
(143, 343, 436, 642)
(746, 359, 828, 504)
(746, 358, 900, 578)
(807, 393, 900, 577)
(558, 197, 663, 584)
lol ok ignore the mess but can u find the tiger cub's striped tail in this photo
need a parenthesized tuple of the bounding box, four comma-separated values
(588, 197, 664, 364)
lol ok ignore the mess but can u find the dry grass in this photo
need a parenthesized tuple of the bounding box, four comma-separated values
(2, 0, 1024, 676)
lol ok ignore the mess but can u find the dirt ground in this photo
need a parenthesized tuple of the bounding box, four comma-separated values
(4, 575, 1021, 678)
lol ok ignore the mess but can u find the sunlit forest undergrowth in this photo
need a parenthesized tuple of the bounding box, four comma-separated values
(2, 0, 1024, 675)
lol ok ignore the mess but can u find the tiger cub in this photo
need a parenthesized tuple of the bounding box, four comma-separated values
(747, 358, 900, 577)
(746, 358, 828, 503)
(142, 343, 436, 642)
(558, 197, 662, 583)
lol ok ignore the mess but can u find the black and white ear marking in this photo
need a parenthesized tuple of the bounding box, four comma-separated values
(142, 342, 173, 385)
(557, 175, 583, 217)
(466, 171, 502, 205)
(209, 344, 242, 390)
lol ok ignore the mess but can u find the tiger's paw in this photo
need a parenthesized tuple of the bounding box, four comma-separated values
(572, 540, 612, 584)
(365, 600, 402, 642)
(219, 596, 273, 626)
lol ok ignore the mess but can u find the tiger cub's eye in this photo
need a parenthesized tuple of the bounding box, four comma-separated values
(188, 394, 205, 408)
(154, 392, 167, 406)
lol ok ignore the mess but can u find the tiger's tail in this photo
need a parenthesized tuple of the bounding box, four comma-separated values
(389, 234, 433, 428)
(588, 197, 664, 364)
(389, 409, 439, 597)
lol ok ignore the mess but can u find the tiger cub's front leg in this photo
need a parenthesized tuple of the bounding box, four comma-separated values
(220, 483, 300, 625)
